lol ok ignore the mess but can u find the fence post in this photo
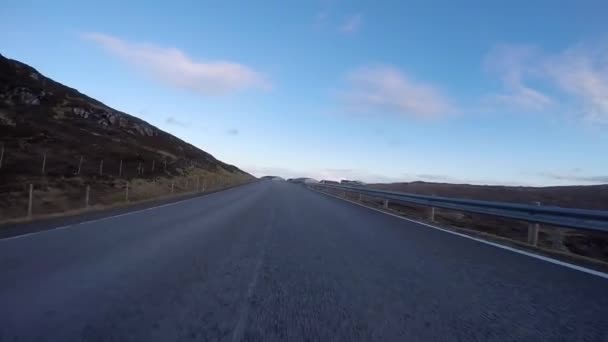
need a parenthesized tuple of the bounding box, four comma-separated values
(138, 162, 142, 175)
(202, 179, 207, 192)
(41, 152, 47, 175)
(151, 160, 155, 173)
(383, 199, 389, 209)
(171, 181, 175, 194)
(119, 159, 123, 177)
(527, 201, 541, 246)
(125, 182, 130, 202)
(76, 155, 83, 175)
(99, 160, 104, 175)
(27, 183, 33, 218)
(197, 176, 201, 192)
(0, 143, 4, 169)
(164, 159, 167, 172)
(358, 193, 362, 201)
(85, 185, 90, 208)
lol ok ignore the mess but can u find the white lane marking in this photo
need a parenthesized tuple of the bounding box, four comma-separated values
(312, 189, 608, 280)
(231, 207, 274, 342)
(1, 189, 235, 242)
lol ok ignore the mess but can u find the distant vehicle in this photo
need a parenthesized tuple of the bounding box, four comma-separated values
(287, 177, 317, 184)
(340, 180, 364, 186)
(261, 176, 284, 181)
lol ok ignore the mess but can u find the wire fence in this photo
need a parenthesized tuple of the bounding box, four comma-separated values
(0, 141, 219, 180)
(0, 173, 248, 222)
(0, 143, 251, 222)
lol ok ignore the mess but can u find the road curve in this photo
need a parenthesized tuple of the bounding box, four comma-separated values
(1, 180, 607, 341)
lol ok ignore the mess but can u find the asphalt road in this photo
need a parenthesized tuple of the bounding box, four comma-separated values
(1, 180, 607, 341)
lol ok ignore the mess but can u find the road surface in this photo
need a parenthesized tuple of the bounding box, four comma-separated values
(1, 180, 607, 341)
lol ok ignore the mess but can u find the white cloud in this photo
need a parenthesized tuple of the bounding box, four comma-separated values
(339, 14, 362, 33)
(340, 66, 454, 118)
(484, 42, 608, 122)
(82, 32, 269, 95)
(483, 44, 553, 111)
(544, 45, 608, 123)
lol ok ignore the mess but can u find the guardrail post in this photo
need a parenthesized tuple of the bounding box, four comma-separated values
(0, 143, 4, 169)
(358, 193, 362, 201)
(171, 181, 175, 194)
(527, 201, 541, 246)
(41, 152, 46, 175)
(125, 181, 130, 202)
(27, 183, 33, 218)
(383, 199, 389, 209)
(77, 155, 83, 175)
(528, 222, 539, 246)
(118, 159, 123, 177)
(429, 206, 436, 222)
(99, 160, 103, 175)
(85, 185, 90, 208)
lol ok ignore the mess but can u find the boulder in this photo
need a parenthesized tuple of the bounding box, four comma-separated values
(0, 110, 16, 126)
(118, 117, 128, 128)
(104, 111, 118, 125)
(144, 126, 154, 136)
(10, 87, 41, 105)
(72, 107, 90, 119)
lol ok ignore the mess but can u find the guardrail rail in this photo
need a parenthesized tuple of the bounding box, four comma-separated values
(309, 183, 608, 246)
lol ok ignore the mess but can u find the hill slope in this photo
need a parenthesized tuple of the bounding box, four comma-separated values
(0, 53, 253, 219)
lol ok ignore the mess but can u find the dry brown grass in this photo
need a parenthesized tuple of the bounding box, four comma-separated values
(0, 171, 253, 225)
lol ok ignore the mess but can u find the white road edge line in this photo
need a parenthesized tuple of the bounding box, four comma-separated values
(0, 192, 216, 242)
(312, 188, 608, 280)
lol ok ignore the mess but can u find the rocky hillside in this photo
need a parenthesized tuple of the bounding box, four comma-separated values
(0, 53, 253, 219)
(0, 53, 250, 179)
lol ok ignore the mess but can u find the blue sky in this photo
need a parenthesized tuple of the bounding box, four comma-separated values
(2, 0, 608, 185)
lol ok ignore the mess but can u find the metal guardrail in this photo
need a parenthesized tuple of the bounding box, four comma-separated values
(310, 183, 608, 243)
